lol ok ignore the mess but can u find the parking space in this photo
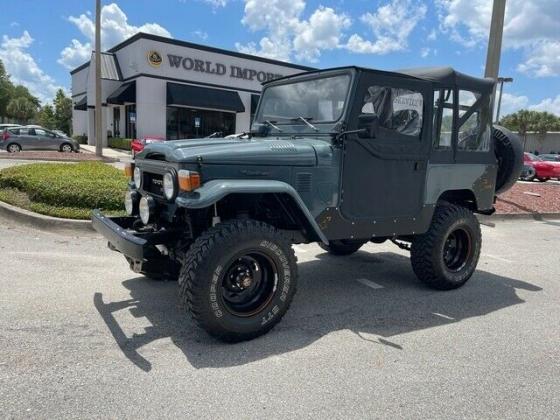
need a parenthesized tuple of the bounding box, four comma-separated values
(1, 217, 559, 418)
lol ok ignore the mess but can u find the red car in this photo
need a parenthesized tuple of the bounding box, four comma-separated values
(522, 153, 560, 182)
(131, 136, 165, 157)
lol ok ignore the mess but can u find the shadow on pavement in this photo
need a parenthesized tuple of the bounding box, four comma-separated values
(94, 251, 541, 372)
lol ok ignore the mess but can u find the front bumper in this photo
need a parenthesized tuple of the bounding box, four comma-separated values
(91, 210, 148, 260)
(91, 210, 175, 261)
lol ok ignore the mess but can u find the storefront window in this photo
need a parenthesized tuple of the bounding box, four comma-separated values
(125, 104, 137, 139)
(166, 107, 236, 139)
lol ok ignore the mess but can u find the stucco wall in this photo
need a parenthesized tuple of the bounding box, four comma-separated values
(519, 132, 560, 153)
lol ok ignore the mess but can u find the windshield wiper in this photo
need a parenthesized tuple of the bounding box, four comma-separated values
(291, 116, 319, 132)
(264, 120, 283, 132)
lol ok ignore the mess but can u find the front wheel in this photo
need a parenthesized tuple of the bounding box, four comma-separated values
(60, 143, 74, 153)
(537, 177, 549, 182)
(179, 219, 297, 342)
(410, 203, 481, 290)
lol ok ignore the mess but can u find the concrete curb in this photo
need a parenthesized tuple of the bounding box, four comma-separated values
(0, 200, 94, 233)
(478, 212, 560, 222)
(0, 155, 116, 163)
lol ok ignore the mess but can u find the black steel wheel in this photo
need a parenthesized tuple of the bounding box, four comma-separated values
(179, 219, 297, 342)
(411, 203, 481, 290)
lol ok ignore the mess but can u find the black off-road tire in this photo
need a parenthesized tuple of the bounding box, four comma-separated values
(319, 240, 365, 255)
(493, 126, 523, 194)
(410, 203, 481, 290)
(178, 219, 298, 342)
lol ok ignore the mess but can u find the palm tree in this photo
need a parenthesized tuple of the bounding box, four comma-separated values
(7, 97, 37, 124)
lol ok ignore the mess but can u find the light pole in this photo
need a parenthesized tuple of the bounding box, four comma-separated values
(484, 0, 507, 114)
(495, 77, 513, 123)
(95, 0, 102, 157)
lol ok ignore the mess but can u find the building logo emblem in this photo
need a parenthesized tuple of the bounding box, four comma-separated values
(147, 50, 162, 67)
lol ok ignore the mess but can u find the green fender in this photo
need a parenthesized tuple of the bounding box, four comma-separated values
(175, 179, 329, 244)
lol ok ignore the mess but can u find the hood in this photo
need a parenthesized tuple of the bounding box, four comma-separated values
(139, 137, 323, 166)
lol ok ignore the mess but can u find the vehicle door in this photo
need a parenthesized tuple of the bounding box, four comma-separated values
(14, 128, 34, 150)
(33, 128, 59, 150)
(341, 73, 432, 221)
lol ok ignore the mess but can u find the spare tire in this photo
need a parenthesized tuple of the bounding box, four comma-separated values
(493, 125, 524, 194)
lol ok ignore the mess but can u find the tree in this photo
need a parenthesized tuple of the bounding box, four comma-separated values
(38, 104, 56, 129)
(7, 97, 38, 124)
(0, 59, 15, 123)
(12, 84, 40, 109)
(53, 89, 72, 136)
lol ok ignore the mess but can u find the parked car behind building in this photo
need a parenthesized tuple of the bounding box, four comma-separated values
(1, 126, 80, 153)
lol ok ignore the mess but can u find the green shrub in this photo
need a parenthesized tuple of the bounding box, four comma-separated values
(73, 134, 88, 144)
(0, 162, 128, 219)
(109, 137, 132, 150)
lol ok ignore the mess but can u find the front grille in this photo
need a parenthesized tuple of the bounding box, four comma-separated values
(143, 173, 164, 196)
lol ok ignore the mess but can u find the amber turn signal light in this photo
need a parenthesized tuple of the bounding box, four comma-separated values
(123, 162, 134, 178)
(178, 170, 201, 192)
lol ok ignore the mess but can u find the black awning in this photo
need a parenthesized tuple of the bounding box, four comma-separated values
(167, 83, 245, 113)
(250, 94, 260, 114)
(74, 96, 87, 111)
(107, 81, 136, 105)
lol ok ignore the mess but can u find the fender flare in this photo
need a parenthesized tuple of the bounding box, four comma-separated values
(175, 179, 329, 244)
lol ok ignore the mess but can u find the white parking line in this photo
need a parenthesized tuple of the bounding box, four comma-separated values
(356, 278, 384, 289)
(433, 312, 455, 320)
(292, 245, 308, 253)
(484, 254, 514, 263)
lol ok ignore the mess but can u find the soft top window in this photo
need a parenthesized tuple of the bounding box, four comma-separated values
(361, 86, 424, 138)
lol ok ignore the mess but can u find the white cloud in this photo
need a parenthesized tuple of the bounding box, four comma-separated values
(192, 30, 209, 41)
(237, 0, 350, 62)
(201, 0, 228, 7)
(436, 0, 560, 77)
(346, 0, 427, 55)
(496, 92, 560, 118)
(497, 92, 529, 118)
(58, 3, 171, 69)
(0, 31, 64, 103)
(530, 95, 560, 116)
(517, 40, 560, 78)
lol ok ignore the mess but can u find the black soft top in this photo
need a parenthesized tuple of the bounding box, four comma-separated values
(267, 66, 495, 94)
(397, 66, 495, 93)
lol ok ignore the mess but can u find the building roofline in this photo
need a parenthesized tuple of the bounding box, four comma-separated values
(70, 51, 120, 75)
(71, 32, 317, 75)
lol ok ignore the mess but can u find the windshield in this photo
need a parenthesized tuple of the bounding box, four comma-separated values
(255, 74, 351, 127)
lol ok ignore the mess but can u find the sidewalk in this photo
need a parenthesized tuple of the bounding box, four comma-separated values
(80, 145, 132, 160)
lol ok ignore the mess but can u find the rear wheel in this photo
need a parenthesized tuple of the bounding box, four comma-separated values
(179, 219, 297, 342)
(7, 143, 21, 153)
(319, 240, 365, 255)
(411, 203, 481, 290)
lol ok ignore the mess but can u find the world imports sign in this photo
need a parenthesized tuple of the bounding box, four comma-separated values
(155, 52, 285, 83)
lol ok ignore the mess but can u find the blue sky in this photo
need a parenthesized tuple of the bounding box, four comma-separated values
(0, 0, 558, 115)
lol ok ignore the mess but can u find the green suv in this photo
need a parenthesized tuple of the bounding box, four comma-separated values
(93, 66, 522, 342)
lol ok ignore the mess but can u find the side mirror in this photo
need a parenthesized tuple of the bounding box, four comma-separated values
(357, 114, 379, 139)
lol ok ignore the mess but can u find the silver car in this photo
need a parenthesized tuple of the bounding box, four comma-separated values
(1, 127, 80, 153)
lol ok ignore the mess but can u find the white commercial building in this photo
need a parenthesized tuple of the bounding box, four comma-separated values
(71, 33, 314, 145)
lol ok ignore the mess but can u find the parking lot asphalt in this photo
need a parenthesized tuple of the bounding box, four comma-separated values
(1, 216, 559, 419)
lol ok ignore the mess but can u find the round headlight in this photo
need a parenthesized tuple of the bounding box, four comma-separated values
(125, 191, 134, 215)
(124, 191, 139, 215)
(133, 167, 142, 188)
(163, 172, 176, 200)
(139, 196, 154, 225)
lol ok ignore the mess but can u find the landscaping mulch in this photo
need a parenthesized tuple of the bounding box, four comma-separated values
(496, 181, 560, 215)
(0, 151, 115, 162)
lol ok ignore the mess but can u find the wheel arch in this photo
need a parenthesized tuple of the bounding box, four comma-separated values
(437, 189, 478, 211)
(175, 179, 328, 244)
